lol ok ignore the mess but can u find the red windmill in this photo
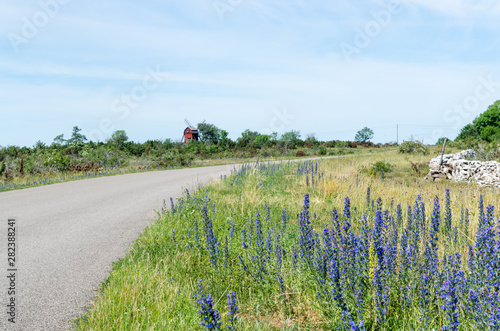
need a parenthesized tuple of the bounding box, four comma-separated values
(183, 119, 199, 143)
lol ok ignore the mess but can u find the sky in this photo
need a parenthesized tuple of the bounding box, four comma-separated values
(1, 0, 500, 147)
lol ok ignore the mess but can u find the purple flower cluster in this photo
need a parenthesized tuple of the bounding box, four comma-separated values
(202, 205, 219, 267)
(196, 280, 239, 330)
(172, 166, 500, 330)
(196, 280, 222, 330)
(227, 291, 238, 330)
(298, 193, 315, 266)
(198, 293, 222, 330)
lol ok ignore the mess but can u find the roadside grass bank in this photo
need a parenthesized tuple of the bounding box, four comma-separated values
(73, 151, 499, 330)
(0, 166, 166, 192)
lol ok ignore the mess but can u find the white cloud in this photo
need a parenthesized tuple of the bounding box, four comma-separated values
(405, 0, 500, 16)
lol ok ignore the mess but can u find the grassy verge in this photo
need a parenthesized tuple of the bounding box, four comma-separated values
(73, 150, 499, 330)
(0, 166, 169, 193)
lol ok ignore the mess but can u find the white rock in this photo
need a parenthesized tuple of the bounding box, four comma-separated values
(425, 149, 500, 187)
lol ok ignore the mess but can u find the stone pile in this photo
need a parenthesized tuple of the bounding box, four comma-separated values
(426, 149, 500, 187)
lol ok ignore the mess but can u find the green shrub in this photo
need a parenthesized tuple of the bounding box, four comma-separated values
(399, 140, 429, 155)
(44, 150, 70, 171)
(175, 154, 193, 167)
(334, 148, 354, 155)
(209, 144, 219, 154)
(0, 160, 5, 175)
(363, 161, 394, 177)
(318, 146, 327, 156)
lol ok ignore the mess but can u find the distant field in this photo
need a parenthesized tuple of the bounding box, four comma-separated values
(74, 149, 499, 330)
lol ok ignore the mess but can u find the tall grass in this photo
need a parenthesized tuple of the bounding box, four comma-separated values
(74, 152, 499, 330)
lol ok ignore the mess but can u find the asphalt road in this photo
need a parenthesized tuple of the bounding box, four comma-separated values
(0, 164, 237, 330)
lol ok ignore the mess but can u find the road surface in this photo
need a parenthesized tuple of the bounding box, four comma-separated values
(0, 164, 237, 330)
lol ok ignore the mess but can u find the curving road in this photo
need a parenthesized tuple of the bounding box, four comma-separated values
(0, 165, 237, 330)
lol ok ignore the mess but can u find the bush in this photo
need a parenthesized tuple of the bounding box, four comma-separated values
(336, 141, 350, 148)
(318, 146, 327, 156)
(368, 161, 393, 177)
(334, 148, 354, 155)
(399, 141, 429, 155)
(67, 161, 100, 172)
(44, 150, 71, 171)
(296, 150, 306, 157)
(85, 147, 127, 168)
(209, 144, 219, 154)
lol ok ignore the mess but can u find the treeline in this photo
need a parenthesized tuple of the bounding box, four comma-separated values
(0, 125, 392, 179)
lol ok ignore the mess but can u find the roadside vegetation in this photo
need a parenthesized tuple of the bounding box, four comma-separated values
(0, 125, 396, 192)
(73, 148, 499, 330)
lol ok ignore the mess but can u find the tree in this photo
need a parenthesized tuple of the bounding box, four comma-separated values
(110, 130, 129, 145)
(33, 140, 47, 152)
(218, 129, 229, 144)
(53, 134, 66, 145)
(474, 100, 500, 130)
(355, 127, 374, 143)
(281, 130, 301, 149)
(456, 124, 479, 141)
(270, 132, 279, 142)
(68, 126, 87, 145)
(198, 122, 223, 143)
(253, 134, 271, 148)
(237, 130, 259, 148)
(456, 100, 500, 141)
(481, 126, 500, 142)
(305, 133, 319, 147)
(306, 133, 317, 141)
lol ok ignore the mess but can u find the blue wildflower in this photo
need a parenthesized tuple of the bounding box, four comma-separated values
(227, 292, 238, 330)
(198, 293, 222, 330)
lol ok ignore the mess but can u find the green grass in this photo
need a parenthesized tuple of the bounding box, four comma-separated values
(0, 166, 163, 193)
(73, 150, 499, 330)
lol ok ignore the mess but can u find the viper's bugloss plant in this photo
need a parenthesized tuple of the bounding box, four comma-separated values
(298, 193, 315, 266)
(440, 253, 463, 331)
(241, 225, 248, 249)
(161, 160, 500, 330)
(196, 280, 222, 330)
(366, 187, 371, 208)
(170, 197, 175, 213)
(227, 292, 238, 330)
(198, 293, 222, 330)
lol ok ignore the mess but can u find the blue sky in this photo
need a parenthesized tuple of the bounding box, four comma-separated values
(1, 0, 500, 146)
